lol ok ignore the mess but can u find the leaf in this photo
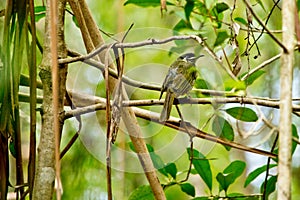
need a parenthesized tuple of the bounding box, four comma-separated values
(194, 78, 212, 90)
(217, 161, 246, 192)
(9, 139, 16, 158)
(272, 124, 298, 163)
(124, 0, 174, 7)
(234, 17, 248, 26)
(260, 176, 277, 199)
(224, 79, 246, 91)
(256, 0, 266, 12)
(129, 142, 168, 176)
(244, 164, 277, 187)
(225, 107, 258, 122)
(184, 0, 195, 22)
(187, 148, 212, 191)
(212, 116, 234, 151)
(195, 2, 208, 16)
(242, 70, 265, 85)
(129, 142, 154, 152)
(216, 172, 234, 192)
(214, 30, 230, 47)
(223, 160, 246, 180)
(34, 6, 46, 22)
(292, 124, 299, 155)
(164, 163, 177, 179)
(215, 2, 229, 13)
(173, 19, 192, 46)
(180, 183, 195, 197)
(192, 197, 210, 200)
(128, 185, 155, 200)
(72, 16, 79, 28)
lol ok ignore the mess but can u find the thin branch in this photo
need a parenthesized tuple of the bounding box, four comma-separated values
(248, 0, 281, 53)
(243, 0, 288, 53)
(241, 53, 281, 81)
(59, 35, 204, 65)
(61, 34, 237, 80)
(64, 92, 277, 158)
(133, 107, 277, 159)
(263, 132, 278, 200)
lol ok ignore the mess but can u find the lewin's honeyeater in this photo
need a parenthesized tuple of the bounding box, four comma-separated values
(159, 53, 203, 122)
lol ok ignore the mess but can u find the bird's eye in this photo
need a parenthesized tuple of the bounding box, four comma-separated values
(179, 56, 184, 59)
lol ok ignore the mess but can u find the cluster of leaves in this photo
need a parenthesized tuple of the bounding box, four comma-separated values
(129, 122, 299, 199)
(122, 0, 300, 199)
(129, 143, 248, 199)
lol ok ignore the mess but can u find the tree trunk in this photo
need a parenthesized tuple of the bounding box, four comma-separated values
(278, 0, 296, 199)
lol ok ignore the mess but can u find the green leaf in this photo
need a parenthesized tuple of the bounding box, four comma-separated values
(128, 185, 155, 200)
(129, 142, 154, 152)
(72, 16, 79, 28)
(244, 164, 277, 187)
(173, 19, 192, 33)
(185, 0, 194, 22)
(256, 0, 266, 12)
(225, 107, 258, 122)
(216, 172, 234, 192)
(217, 161, 246, 192)
(214, 30, 230, 47)
(260, 176, 277, 199)
(192, 197, 210, 200)
(9, 139, 16, 158)
(164, 163, 177, 179)
(187, 148, 212, 191)
(272, 124, 298, 163)
(292, 124, 299, 155)
(124, 0, 174, 7)
(212, 116, 234, 151)
(195, 2, 208, 16)
(180, 183, 195, 197)
(129, 142, 167, 176)
(194, 78, 212, 90)
(234, 17, 248, 26)
(242, 70, 265, 85)
(34, 6, 46, 22)
(223, 160, 246, 180)
(224, 79, 246, 91)
(215, 2, 229, 13)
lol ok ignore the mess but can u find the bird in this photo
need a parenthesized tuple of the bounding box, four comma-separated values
(159, 53, 203, 122)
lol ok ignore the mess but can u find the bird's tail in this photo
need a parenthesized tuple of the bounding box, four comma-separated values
(159, 91, 175, 122)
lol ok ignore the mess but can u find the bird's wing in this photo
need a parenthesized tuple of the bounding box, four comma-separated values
(159, 67, 178, 99)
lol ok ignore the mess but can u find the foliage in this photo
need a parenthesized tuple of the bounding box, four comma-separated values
(1, 0, 300, 199)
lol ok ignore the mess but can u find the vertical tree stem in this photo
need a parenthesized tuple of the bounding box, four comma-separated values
(278, 0, 296, 199)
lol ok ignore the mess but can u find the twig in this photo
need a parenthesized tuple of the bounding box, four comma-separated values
(63, 95, 300, 118)
(64, 92, 277, 158)
(59, 35, 204, 65)
(248, 0, 281, 53)
(133, 107, 277, 159)
(262, 133, 278, 200)
(241, 53, 281, 81)
(243, 0, 288, 53)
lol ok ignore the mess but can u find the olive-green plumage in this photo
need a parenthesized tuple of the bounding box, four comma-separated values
(159, 53, 202, 122)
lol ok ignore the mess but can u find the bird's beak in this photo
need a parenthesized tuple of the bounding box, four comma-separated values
(194, 54, 204, 60)
(190, 54, 204, 62)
